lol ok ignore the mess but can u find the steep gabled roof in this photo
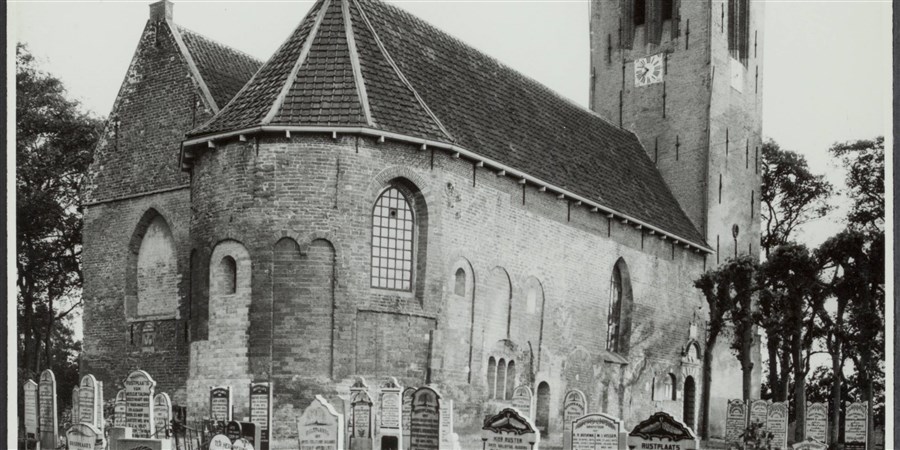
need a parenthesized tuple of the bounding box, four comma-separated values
(185, 0, 707, 249)
(176, 26, 263, 110)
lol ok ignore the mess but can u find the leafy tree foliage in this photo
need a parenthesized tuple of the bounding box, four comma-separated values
(829, 137, 884, 233)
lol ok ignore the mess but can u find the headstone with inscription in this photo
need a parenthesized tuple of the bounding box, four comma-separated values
(844, 402, 867, 450)
(563, 390, 588, 450)
(439, 399, 454, 450)
(379, 377, 403, 450)
(154, 393, 172, 438)
(117, 438, 173, 450)
(211, 386, 233, 422)
(725, 399, 747, 447)
(238, 422, 262, 449)
(297, 395, 344, 450)
(124, 369, 156, 438)
(79, 375, 99, 428)
(115, 390, 128, 428)
(232, 438, 254, 450)
(804, 402, 828, 446)
(627, 411, 698, 450)
(481, 408, 539, 450)
(409, 386, 442, 450)
(571, 413, 624, 450)
(402, 387, 415, 450)
(96, 381, 106, 433)
(249, 381, 273, 450)
(66, 423, 105, 450)
(226, 421, 243, 442)
(24, 379, 39, 441)
(792, 440, 827, 450)
(39, 369, 59, 449)
(748, 399, 769, 428)
(210, 434, 233, 450)
(767, 402, 788, 450)
(511, 385, 534, 421)
(350, 378, 375, 450)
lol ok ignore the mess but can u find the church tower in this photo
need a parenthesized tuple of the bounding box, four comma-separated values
(589, 0, 763, 265)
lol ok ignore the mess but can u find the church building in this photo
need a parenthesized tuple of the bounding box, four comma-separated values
(81, 0, 762, 447)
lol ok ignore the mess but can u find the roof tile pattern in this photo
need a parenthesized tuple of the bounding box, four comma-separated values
(272, 0, 366, 126)
(177, 27, 263, 110)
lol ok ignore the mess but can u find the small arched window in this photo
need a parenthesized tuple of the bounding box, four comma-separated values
(496, 358, 507, 400)
(536, 382, 551, 437)
(667, 373, 677, 400)
(454, 268, 466, 296)
(505, 361, 516, 400)
(220, 256, 237, 294)
(487, 357, 497, 398)
(371, 187, 414, 291)
(607, 265, 623, 353)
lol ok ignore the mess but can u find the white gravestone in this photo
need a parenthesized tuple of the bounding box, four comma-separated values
(767, 402, 789, 450)
(402, 387, 415, 450)
(439, 399, 454, 450)
(511, 385, 534, 422)
(96, 381, 106, 433)
(153, 393, 172, 437)
(792, 440, 827, 450)
(748, 399, 769, 428)
(571, 413, 624, 450)
(563, 390, 588, 450)
(210, 434, 233, 450)
(115, 390, 128, 428)
(39, 369, 59, 449)
(627, 412, 698, 450)
(210, 386, 233, 421)
(409, 386, 442, 450)
(249, 381, 274, 450)
(351, 384, 375, 450)
(297, 395, 344, 450)
(804, 402, 828, 445)
(24, 379, 40, 441)
(844, 402, 868, 450)
(79, 375, 99, 428)
(66, 423, 104, 450)
(233, 438, 254, 450)
(379, 377, 403, 450)
(124, 369, 156, 438)
(481, 408, 540, 450)
(725, 399, 747, 447)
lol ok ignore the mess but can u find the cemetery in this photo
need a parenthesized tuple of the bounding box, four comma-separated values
(18, 367, 884, 450)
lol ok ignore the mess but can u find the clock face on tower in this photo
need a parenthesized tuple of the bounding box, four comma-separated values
(634, 54, 664, 87)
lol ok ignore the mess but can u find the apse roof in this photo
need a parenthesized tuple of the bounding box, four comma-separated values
(184, 0, 708, 250)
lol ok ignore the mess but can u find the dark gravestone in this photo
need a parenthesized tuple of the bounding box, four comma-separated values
(481, 408, 539, 450)
(239, 422, 262, 448)
(39, 369, 59, 449)
(249, 381, 273, 450)
(226, 421, 243, 442)
(23, 380, 39, 441)
(627, 411, 699, 450)
(402, 387, 415, 450)
(210, 386, 233, 422)
(409, 386, 442, 450)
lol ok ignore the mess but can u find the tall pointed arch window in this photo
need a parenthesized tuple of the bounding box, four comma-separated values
(607, 265, 624, 353)
(371, 187, 415, 291)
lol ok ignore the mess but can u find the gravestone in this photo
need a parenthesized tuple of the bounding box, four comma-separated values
(571, 413, 624, 450)
(107, 426, 132, 450)
(409, 386, 442, 450)
(844, 402, 867, 450)
(96, 381, 106, 433)
(124, 369, 156, 438)
(211, 386, 233, 421)
(748, 399, 769, 428)
(80, 375, 99, 428)
(725, 399, 748, 447)
(627, 411, 699, 450)
(39, 369, 59, 449)
(402, 387, 415, 450)
(563, 390, 588, 450)
(226, 421, 243, 442)
(154, 393, 172, 438)
(73, 387, 81, 424)
(115, 390, 128, 428)
(792, 440, 827, 450)
(804, 403, 827, 446)
(297, 395, 344, 450)
(350, 378, 375, 450)
(117, 438, 173, 450)
(767, 402, 789, 450)
(24, 379, 39, 441)
(379, 377, 403, 450)
(66, 423, 104, 450)
(210, 434, 233, 450)
(238, 422, 262, 449)
(439, 399, 454, 450)
(249, 381, 273, 450)
(232, 438, 254, 450)
(481, 408, 539, 450)
(511, 385, 534, 421)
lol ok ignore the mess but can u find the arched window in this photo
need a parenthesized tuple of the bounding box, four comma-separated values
(505, 361, 516, 400)
(607, 266, 623, 353)
(132, 213, 178, 319)
(496, 358, 507, 400)
(220, 256, 237, 294)
(454, 268, 466, 296)
(683, 376, 697, 429)
(536, 382, 551, 437)
(371, 187, 415, 291)
(633, 0, 646, 25)
(666, 373, 677, 400)
(487, 357, 497, 398)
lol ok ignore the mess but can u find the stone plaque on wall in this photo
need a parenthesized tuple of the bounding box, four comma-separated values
(481, 408, 539, 450)
(767, 401, 788, 450)
(124, 370, 156, 438)
(563, 389, 588, 450)
(66, 423, 104, 450)
(297, 395, 344, 450)
(79, 375, 99, 427)
(24, 379, 39, 440)
(844, 402, 867, 450)
(249, 381, 273, 450)
(115, 390, 128, 428)
(402, 387, 415, 450)
(627, 412, 698, 450)
(39, 369, 59, 449)
(571, 413, 623, 450)
(210, 386, 233, 422)
(805, 402, 828, 445)
(511, 385, 533, 421)
(725, 399, 747, 446)
(409, 386, 441, 450)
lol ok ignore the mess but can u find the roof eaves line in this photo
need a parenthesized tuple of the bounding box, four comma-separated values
(343, 0, 375, 127)
(262, 0, 333, 125)
(183, 125, 711, 253)
(167, 20, 219, 113)
(351, 0, 454, 142)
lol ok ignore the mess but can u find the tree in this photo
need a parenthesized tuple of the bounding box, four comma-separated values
(16, 43, 102, 382)
(829, 137, 884, 233)
(694, 255, 757, 439)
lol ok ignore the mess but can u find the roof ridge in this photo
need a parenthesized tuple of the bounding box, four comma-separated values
(352, 0, 454, 142)
(342, 0, 374, 126)
(175, 24, 264, 66)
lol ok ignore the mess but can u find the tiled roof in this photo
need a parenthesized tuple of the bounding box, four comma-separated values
(186, 0, 706, 247)
(177, 26, 264, 110)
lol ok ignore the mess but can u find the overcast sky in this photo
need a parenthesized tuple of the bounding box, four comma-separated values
(11, 0, 890, 250)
